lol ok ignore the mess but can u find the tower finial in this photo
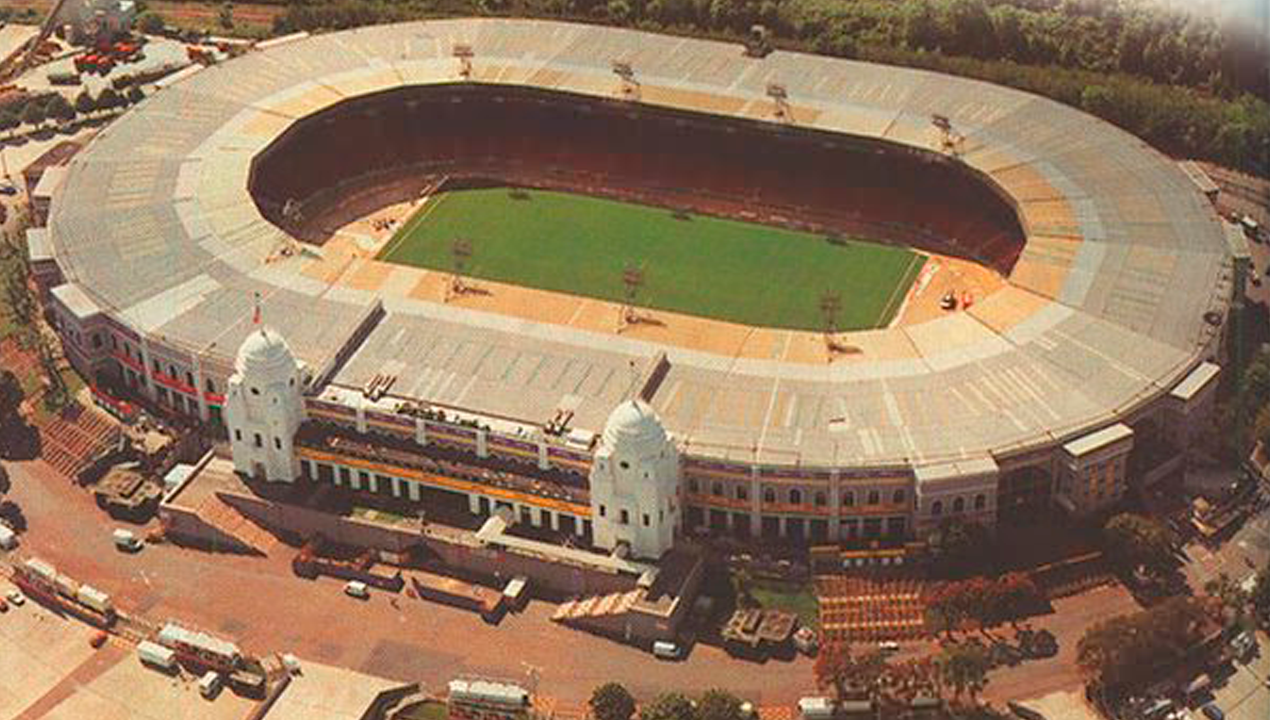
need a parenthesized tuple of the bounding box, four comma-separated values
(253, 291, 262, 326)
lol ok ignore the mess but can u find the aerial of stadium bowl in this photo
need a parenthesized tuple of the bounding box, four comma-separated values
(36, 16, 1245, 652)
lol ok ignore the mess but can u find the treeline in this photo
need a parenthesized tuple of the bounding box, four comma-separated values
(263, 0, 1269, 176)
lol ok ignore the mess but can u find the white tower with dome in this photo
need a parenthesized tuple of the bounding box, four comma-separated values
(589, 399, 680, 560)
(224, 319, 306, 483)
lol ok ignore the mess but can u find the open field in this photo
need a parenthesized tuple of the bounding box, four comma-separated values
(378, 188, 924, 331)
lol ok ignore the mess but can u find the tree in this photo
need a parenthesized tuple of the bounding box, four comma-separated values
(137, 11, 165, 35)
(0, 371, 23, 428)
(639, 693, 697, 720)
(126, 86, 145, 105)
(218, 2, 235, 30)
(0, 500, 24, 532)
(96, 87, 122, 112)
(0, 108, 17, 138)
(1252, 559, 1270, 626)
(20, 99, 45, 129)
(74, 89, 96, 116)
(1102, 513, 1175, 577)
(698, 690, 745, 720)
(814, 641, 855, 702)
(1077, 596, 1213, 690)
(0, 462, 9, 494)
(590, 683, 637, 720)
(1204, 572, 1250, 622)
(924, 517, 993, 578)
(45, 94, 74, 125)
(937, 642, 992, 702)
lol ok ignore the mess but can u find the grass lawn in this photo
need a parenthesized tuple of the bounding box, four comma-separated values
(379, 188, 924, 331)
(749, 579, 820, 630)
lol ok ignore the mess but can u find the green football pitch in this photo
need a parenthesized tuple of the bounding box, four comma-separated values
(377, 187, 925, 331)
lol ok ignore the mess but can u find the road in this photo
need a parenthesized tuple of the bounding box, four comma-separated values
(4, 458, 818, 707)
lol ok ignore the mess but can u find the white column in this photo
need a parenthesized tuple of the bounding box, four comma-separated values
(537, 441, 550, 470)
(468, 493, 483, 515)
(391, 477, 402, 498)
(476, 429, 489, 459)
(407, 481, 421, 502)
(415, 417, 427, 445)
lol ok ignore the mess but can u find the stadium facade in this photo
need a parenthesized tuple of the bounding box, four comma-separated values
(40, 19, 1241, 559)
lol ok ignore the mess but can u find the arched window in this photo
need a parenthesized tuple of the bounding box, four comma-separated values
(789, 489, 802, 505)
(814, 492, 826, 507)
(842, 492, 855, 507)
(931, 500, 943, 516)
(953, 497, 966, 513)
(764, 487, 776, 503)
(688, 479, 699, 493)
(712, 482, 723, 497)
(892, 489, 906, 504)
(867, 490, 880, 505)
(974, 494, 986, 510)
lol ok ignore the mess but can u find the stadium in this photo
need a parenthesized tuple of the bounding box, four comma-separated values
(42, 18, 1240, 553)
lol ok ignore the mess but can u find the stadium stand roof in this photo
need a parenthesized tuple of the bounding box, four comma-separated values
(47, 19, 1233, 471)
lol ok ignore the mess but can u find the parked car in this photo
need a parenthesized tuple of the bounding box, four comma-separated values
(879, 640, 901, 654)
(0, 183, 17, 196)
(343, 580, 369, 599)
(652, 640, 681, 660)
(6, 589, 24, 606)
(1200, 705, 1224, 720)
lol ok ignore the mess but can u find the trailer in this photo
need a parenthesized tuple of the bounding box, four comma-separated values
(157, 621, 242, 673)
(12, 557, 116, 627)
(138, 640, 178, 672)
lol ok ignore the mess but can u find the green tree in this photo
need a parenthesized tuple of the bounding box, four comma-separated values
(698, 690, 744, 720)
(0, 462, 9, 494)
(74, 89, 96, 116)
(218, 2, 235, 30)
(1077, 596, 1212, 689)
(45, 94, 74, 125)
(924, 517, 993, 578)
(905, 1, 940, 52)
(126, 86, 145, 105)
(0, 108, 18, 137)
(1102, 513, 1175, 577)
(937, 642, 991, 701)
(20, 100, 44, 129)
(96, 87, 122, 112)
(1252, 559, 1270, 625)
(590, 683, 637, 720)
(138, 11, 165, 35)
(1204, 572, 1250, 621)
(639, 693, 697, 720)
(0, 371, 23, 427)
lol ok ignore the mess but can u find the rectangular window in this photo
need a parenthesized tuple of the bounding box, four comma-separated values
(599, 505, 607, 517)
(274, 437, 281, 450)
(339, 467, 351, 484)
(643, 514, 650, 527)
(737, 485, 748, 501)
(359, 471, 369, 484)
(234, 429, 242, 442)
(254, 433, 262, 448)
(620, 509, 629, 525)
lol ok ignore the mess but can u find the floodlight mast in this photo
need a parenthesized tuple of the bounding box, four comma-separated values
(453, 43, 474, 80)
(619, 265, 644, 331)
(447, 237, 473, 301)
(931, 113, 965, 158)
(820, 290, 847, 360)
(767, 82, 790, 122)
(612, 60, 638, 100)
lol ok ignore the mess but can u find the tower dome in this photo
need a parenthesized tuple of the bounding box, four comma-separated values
(234, 326, 296, 379)
(602, 399, 668, 456)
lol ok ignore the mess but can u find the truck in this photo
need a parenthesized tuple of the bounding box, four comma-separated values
(12, 557, 117, 628)
(138, 640, 178, 672)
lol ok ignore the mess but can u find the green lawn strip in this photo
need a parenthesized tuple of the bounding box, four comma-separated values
(749, 579, 820, 631)
(378, 188, 920, 331)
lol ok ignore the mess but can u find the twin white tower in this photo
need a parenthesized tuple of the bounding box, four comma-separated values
(224, 326, 305, 483)
(223, 327, 682, 560)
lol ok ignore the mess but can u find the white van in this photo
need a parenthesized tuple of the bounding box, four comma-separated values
(198, 670, 223, 699)
(113, 529, 142, 552)
(344, 580, 369, 599)
(651, 640, 680, 660)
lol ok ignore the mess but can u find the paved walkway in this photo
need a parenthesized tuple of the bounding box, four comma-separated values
(11, 643, 128, 720)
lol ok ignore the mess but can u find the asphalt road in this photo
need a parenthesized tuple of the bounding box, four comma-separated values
(4, 458, 818, 707)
